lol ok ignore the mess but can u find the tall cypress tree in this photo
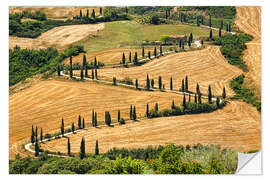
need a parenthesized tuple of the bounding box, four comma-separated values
(182, 94, 187, 109)
(146, 103, 149, 117)
(57, 65, 61, 76)
(222, 87, 226, 99)
(209, 29, 213, 39)
(31, 125, 35, 144)
(113, 76, 117, 85)
(135, 79, 138, 89)
(61, 118, 64, 137)
(196, 83, 200, 95)
(148, 51, 151, 60)
(105, 111, 111, 126)
(208, 85, 212, 104)
(118, 110, 120, 122)
(130, 105, 133, 120)
(34, 136, 39, 157)
(40, 128, 43, 142)
(129, 51, 132, 63)
(185, 76, 188, 92)
(195, 94, 197, 104)
(122, 53, 126, 64)
(80, 68, 84, 80)
(82, 118, 85, 129)
(171, 99, 175, 109)
(94, 57, 97, 68)
(160, 45, 163, 56)
(80, 137, 85, 159)
(158, 76, 162, 89)
(220, 19, 224, 29)
(35, 126, 38, 142)
(209, 15, 212, 27)
(151, 79, 154, 89)
(188, 94, 191, 102)
(216, 97, 220, 108)
(94, 112, 97, 127)
(95, 68, 98, 80)
(91, 68, 94, 80)
(146, 74, 150, 90)
(91, 9, 95, 18)
(72, 123, 75, 133)
(190, 32, 193, 42)
(170, 77, 173, 90)
(155, 103, 159, 112)
(69, 56, 73, 78)
(133, 106, 137, 120)
(86, 9, 89, 18)
(83, 54, 87, 68)
(80, 9, 82, 18)
(154, 47, 157, 58)
(78, 115, 81, 129)
(142, 46, 145, 58)
(95, 140, 99, 155)
(198, 93, 202, 104)
(197, 16, 200, 26)
(219, 27, 222, 37)
(181, 79, 185, 92)
(92, 110, 95, 127)
(201, 40, 204, 47)
(67, 137, 71, 156)
(100, 8, 103, 16)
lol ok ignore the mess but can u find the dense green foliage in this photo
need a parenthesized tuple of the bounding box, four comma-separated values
(9, 144, 237, 174)
(9, 45, 84, 86)
(214, 33, 253, 70)
(230, 75, 261, 111)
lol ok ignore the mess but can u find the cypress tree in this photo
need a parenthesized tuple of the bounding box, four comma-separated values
(133, 106, 137, 120)
(146, 74, 150, 90)
(91, 9, 95, 18)
(125, 7, 128, 15)
(179, 39, 182, 48)
(69, 56, 73, 78)
(61, 118, 64, 137)
(197, 16, 200, 26)
(31, 125, 35, 144)
(185, 76, 188, 92)
(80, 68, 84, 80)
(188, 94, 191, 102)
(220, 19, 224, 29)
(208, 85, 212, 104)
(196, 83, 200, 95)
(182, 41, 185, 50)
(40, 128, 43, 142)
(130, 105, 133, 120)
(201, 40, 204, 47)
(129, 51, 132, 63)
(154, 47, 157, 58)
(226, 24, 229, 32)
(113, 76, 117, 85)
(67, 137, 71, 156)
(219, 27, 222, 37)
(99, 7, 103, 16)
(122, 53, 126, 64)
(146, 103, 149, 117)
(80, 9, 82, 18)
(94, 112, 97, 127)
(158, 76, 162, 89)
(163, 84, 165, 90)
(95, 140, 99, 155)
(72, 123, 75, 133)
(78, 115, 81, 129)
(34, 136, 39, 157)
(181, 79, 185, 92)
(190, 33, 193, 42)
(188, 38, 191, 47)
(133, 52, 138, 65)
(57, 65, 61, 76)
(79, 137, 85, 159)
(209, 15, 212, 27)
(94, 57, 97, 68)
(148, 51, 151, 60)
(118, 110, 120, 122)
(155, 103, 159, 112)
(82, 118, 85, 129)
(170, 77, 173, 90)
(195, 94, 197, 104)
(171, 99, 175, 109)
(142, 46, 145, 58)
(222, 87, 226, 99)
(35, 126, 38, 142)
(91, 68, 94, 80)
(92, 110, 95, 127)
(95, 68, 98, 80)
(182, 94, 187, 109)
(105, 111, 111, 126)
(135, 79, 138, 89)
(151, 79, 154, 89)
(201, 16, 204, 25)
(216, 97, 220, 108)
(160, 45, 163, 56)
(198, 93, 202, 104)
(209, 29, 213, 39)
(83, 54, 87, 68)
(86, 9, 89, 18)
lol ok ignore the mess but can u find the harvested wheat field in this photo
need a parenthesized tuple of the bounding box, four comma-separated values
(9, 79, 189, 159)
(9, 23, 104, 50)
(42, 100, 261, 154)
(91, 46, 243, 97)
(235, 6, 261, 98)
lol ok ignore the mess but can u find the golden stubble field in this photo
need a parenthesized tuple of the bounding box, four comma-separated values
(235, 6, 261, 98)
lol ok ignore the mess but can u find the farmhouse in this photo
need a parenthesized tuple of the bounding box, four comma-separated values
(169, 35, 187, 43)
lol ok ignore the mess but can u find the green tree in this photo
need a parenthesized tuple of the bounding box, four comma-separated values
(181, 79, 185, 92)
(155, 103, 159, 112)
(208, 85, 212, 104)
(133, 106, 137, 120)
(160, 45, 163, 56)
(61, 118, 64, 137)
(130, 105, 133, 120)
(79, 137, 85, 159)
(222, 87, 226, 99)
(57, 65, 61, 76)
(92, 110, 95, 127)
(80, 68, 84, 80)
(142, 46, 145, 58)
(91, 68, 94, 80)
(182, 41, 185, 50)
(160, 35, 170, 44)
(31, 125, 35, 144)
(182, 94, 187, 109)
(154, 47, 157, 58)
(34, 136, 39, 157)
(171, 99, 175, 109)
(146, 74, 150, 90)
(94, 112, 97, 127)
(188, 38, 191, 47)
(216, 97, 220, 108)
(194, 94, 197, 104)
(80, 9, 82, 18)
(91, 9, 96, 18)
(219, 28, 222, 37)
(129, 51, 132, 63)
(190, 32, 193, 42)
(82, 118, 85, 129)
(78, 115, 82, 129)
(185, 76, 188, 92)
(158, 76, 162, 89)
(35, 126, 38, 142)
(201, 40, 204, 46)
(179, 39, 182, 48)
(85, 66, 88, 77)
(86, 9, 89, 18)
(113, 76, 117, 85)
(133, 52, 138, 65)
(188, 94, 191, 102)
(220, 19, 224, 29)
(94, 56, 97, 68)
(146, 103, 149, 117)
(196, 83, 200, 95)
(209, 29, 213, 39)
(40, 128, 43, 142)
(151, 79, 154, 89)
(170, 77, 173, 90)
(209, 15, 212, 27)
(72, 123, 75, 133)
(95, 68, 98, 80)
(118, 110, 121, 122)
(100, 8, 103, 16)
(69, 56, 73, 78)
(122, 53, 126, 64)
(135, 79, 138, 89)
(83, 54, 87, 68)
(197, 16, 200, 26)
(198, 93, 202, 104)
(67, 137, 71, 156)
(148, 51, 151, 59)
(105, 111, 111, 126)
(95, 140, 99, 155)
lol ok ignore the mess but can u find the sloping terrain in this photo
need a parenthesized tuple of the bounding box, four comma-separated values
(235, 6, 261, 98)
(9, 79, 186, 159)
(9, 23, 104, 50)
(93, 46, 242, 97)
(42, 100, 261, 154)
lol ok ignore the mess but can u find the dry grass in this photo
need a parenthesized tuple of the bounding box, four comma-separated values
(9, 23, 104, 50)
(235, 6, 261, 98)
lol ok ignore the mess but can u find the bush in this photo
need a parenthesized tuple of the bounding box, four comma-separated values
(119, 77, 133, 85)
